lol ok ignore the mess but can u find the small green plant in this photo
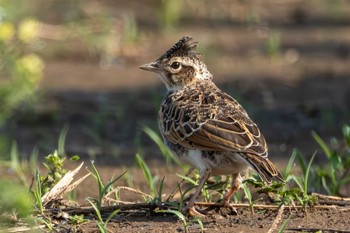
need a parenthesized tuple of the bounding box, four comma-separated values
(69, 214, 88, 232)
(38, 126, 73, 194)
(248, 124, 350, 209)
(39, 150, 67, 194)
(295, 151, 317, 207)
(176, 172, 231, 204)
(241, 182, 254, 213)
(89, 161, 126, 210)
(156, 209, 204, 233)
(246, 156, 317, 209)
(278, 216, 291, 233)
(33, 169, 44, 214)
(135, 153, 159, 199)
(36, 216, 54, 232)
(87, 199, 120, 233)
(311, 125, 350, 196)
(88, 162, 125, 232)
(156, 176, 166, 202)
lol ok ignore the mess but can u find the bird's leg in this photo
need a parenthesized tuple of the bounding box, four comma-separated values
(166, 168, 194, 202)
(220, 173, 241, 207)
(182, 169, 210, 217)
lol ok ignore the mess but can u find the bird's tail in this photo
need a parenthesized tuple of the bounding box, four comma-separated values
(244, 153, 284, 184)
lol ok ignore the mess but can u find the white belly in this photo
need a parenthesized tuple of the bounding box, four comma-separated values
(182, 149, 249, 175)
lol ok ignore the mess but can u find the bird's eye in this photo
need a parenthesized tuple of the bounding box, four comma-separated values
(170, 62, 181, 70)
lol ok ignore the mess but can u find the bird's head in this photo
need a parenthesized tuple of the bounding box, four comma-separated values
(140, 36, 212, 91)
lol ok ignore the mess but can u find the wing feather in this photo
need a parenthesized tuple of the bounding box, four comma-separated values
(160, 85, 283, 182)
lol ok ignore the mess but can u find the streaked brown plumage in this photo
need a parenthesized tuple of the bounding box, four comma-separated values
(140, 36, 284, 216)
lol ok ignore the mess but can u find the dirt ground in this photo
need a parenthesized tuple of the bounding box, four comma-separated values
(75, 207, 350, 233)
(2, 0, 350, 232)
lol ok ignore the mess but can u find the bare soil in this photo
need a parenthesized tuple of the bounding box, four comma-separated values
(75, 207, 350, 233)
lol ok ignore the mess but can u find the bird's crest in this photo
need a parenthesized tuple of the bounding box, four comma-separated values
(158, 36, 201, 61)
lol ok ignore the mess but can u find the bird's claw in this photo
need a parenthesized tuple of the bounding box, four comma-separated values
(182, 205, 206, 218)
(218, 201, 237, 215)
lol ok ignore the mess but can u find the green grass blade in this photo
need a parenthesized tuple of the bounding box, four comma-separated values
(157, 176, 165, 202)
(312, 131, 331, 158)
(284, 149, 297, 177)
(143, 126, 181, 166)
(34, 169, 43, 214)
(90, 161, 105, 195)
(296, 150, 307, 177)
(278, 216, 291, 233)
(342, 124, 350, 147)
(286, 175, 303, 191)
(87, 199, 103, 223)
(242, 184, 252, 202)
(136, 153, 155, 196)
(105, 209, 121, 226)
(176, 173, 198, 186)
(101, 171, 127, 199)
(58, 125, 69, 155)
(10, 141, 27, 185)
(304, 152, 316, 194)
(29, 147, 39, 175)
(156, 209, 185, 222)
(97, 223, 107, 233)
(321, 176, 331, 195)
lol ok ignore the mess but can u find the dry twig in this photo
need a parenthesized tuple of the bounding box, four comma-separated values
(41, 162, 89, 205)
(104, 186, 153, 204)
(267, 204, 285, 233)
(312, 192, 350, 206)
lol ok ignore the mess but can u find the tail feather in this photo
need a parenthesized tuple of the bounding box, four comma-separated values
(244, 153, 284, 184)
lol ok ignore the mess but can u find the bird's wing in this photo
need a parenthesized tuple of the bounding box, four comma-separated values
(160, 90, 267, 157)
(160, 88, 284, 183)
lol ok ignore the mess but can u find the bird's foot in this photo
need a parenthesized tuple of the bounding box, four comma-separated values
(217, 200, 237, 216)
(182, 205, 206, 218)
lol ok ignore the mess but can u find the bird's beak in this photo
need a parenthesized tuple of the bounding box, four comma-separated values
(139, 62, 159, 72)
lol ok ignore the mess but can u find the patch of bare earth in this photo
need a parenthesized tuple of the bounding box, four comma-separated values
(47, 203, 350, 233)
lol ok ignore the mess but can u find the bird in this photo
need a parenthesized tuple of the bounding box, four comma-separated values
(140, 36, 284, 217)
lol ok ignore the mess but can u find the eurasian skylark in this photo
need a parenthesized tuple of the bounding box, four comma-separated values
(140, 36, 284, 216)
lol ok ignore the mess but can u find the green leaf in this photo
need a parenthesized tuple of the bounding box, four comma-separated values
(100, 171, 127, 200)
(87, 199, 103, 223)
(104, 209, 121, 226)
(34, 169, 43, 214)
(312, 131, 331, 158)
(136, 153, 155, 196)
(304, 152, 316, 194)
(342, 124, 350, 147)
(58, 125, 69, 155)
(143, 126, 181, 166)
(284, 149, 297, 177)
(296, 150, 307, 176)
(176, 173, 198, 186)
(156, 209, 185, 222)
(156, 176, 165, 202)
(70, 155, 80, 161)
(90, 161, 104, 197)
(278, 215, 291, 233)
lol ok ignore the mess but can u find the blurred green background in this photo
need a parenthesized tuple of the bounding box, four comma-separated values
(0, 0, 350, 166)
